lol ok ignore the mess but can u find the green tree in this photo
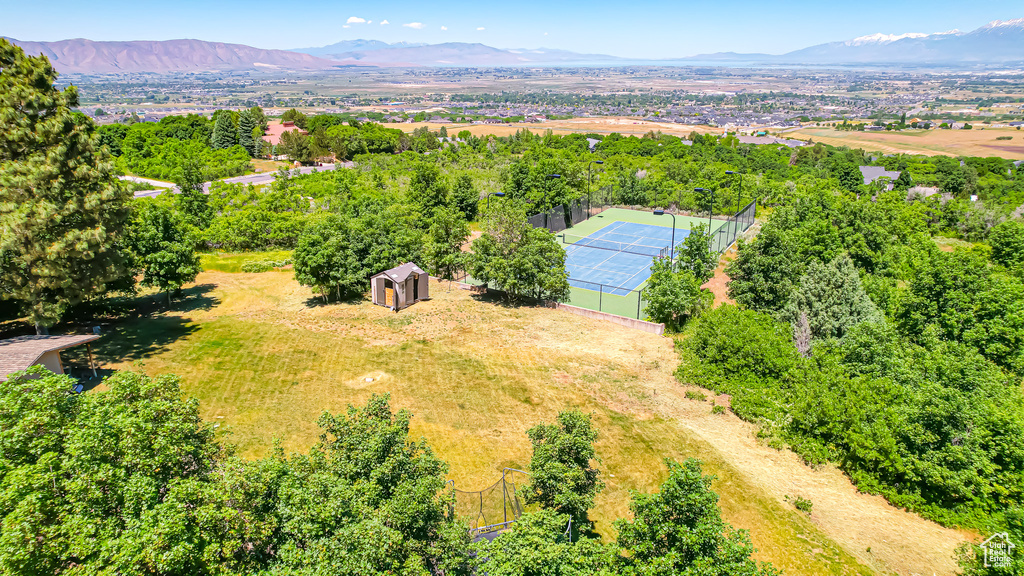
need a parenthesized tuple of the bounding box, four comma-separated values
(410, 163, 450, 215)
(237, 110, 258, 157)
(893, 169, 914, 192)
(726, 223, 801, 313)
(678, 222, 717, 283)
(524, 410, 603, 537)
(173, 152, 211, 228)
(450, 173, 479, 221)
(210, 110, 236, 149)
(644, 258, 711, 330)
(278, 129, 314, 164)
(835, 162, 863, 194)
(0, 40, 131, 333)
(471, 217, 570, 303)
(781, 253, 880, 341)
(263, 394, 471, 575)
(293, 214, 360, 300)
(0, 368, 221, 575)
(281, 108, 308, 129)
(425, 206, 469, 281)
(472, 510, 614, 576)
(129, 197, 201, 306)
(990, 219, 1024, 270)
(615, 459, 777, 576)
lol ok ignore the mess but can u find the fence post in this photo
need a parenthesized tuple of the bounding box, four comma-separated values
(599, 284, 603, 311)
(637, 289, 643, 319)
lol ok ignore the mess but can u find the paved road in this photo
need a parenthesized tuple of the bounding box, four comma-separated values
(125, 164, 339, 198)
(119, 175, 174, 189)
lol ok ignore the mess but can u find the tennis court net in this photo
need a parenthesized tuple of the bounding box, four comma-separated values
(562, 233, 674, 259)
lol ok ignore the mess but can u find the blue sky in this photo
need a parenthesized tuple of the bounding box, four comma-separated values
(3, 0, 1022, 58)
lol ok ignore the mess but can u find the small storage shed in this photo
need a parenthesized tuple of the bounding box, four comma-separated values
(371, 263, 429, 311)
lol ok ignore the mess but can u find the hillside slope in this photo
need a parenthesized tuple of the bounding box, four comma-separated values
(6, 37, 340, 73)
(86, 271, 970, 576)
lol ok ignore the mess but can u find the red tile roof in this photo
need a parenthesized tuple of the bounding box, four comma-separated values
(262, 120, 308, 146)
(0, 335, 100, 381)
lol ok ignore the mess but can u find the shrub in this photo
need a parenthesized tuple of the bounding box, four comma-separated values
(241, 259, 292, 273)
(711, 404, 726, 415)
(684, 389, 707, 401)
(794, 496, 813, 514)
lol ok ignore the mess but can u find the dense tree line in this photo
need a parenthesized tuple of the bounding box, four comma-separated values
(676, 185, 1024, 539)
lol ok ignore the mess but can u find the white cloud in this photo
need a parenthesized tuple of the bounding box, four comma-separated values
(346, 16, 366, 24)
(476, 27, 485, 31)
(440, 26, 447, 31)
(403, 22, 425, 29)
(342, 25, 350, 28)
(380, 19, 389, 25)
(544, 32, 548, 36)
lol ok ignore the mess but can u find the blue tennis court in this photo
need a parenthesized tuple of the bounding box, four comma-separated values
(563, 221, 690, 295)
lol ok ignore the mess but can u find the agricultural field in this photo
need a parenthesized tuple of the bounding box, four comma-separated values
(80, 269, 970, 576)
(791, 125, 1024, 159)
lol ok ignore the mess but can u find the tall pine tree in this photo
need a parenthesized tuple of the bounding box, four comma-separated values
(238, 110, 257, 157)
(210, 110, 236, 149)
(0, 40, 131, 333)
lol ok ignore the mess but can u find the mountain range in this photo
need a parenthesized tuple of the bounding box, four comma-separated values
(689, 18, 1024, 65)
(4, 18, 1023, 74)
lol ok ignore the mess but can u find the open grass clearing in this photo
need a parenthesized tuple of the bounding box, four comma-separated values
(790, 126, 1024, 159)
(82, 271, 971, 576)
(199, 250, 294, 273)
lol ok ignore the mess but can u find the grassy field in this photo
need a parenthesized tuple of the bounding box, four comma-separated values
(790, 126, 1024, 159)
(79, 270, 971, 576)
(200, 251, 294, 273)
(399, 117, 722, 138)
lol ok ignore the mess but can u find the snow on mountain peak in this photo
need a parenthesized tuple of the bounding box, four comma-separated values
(980, 18, 1024, 30)
(846, 32, 929, 46)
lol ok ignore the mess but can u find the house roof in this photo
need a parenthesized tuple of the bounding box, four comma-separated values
(0, 334, 100, 381)
(859, 166, 901, 186)
(262, 121, 308, 146)
(736, 135, 808, 148)
(372, 262, 426, 284)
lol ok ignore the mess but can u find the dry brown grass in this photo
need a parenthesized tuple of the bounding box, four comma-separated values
(91, 271, 971, 576)
(400, 117, 721, 138)
(790, 126, 1024, 159)
(250, 159, 290, 173)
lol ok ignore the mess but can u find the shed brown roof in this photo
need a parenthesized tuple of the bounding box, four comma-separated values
(371, 262, 426, 284)
(0, 334, 100, 381)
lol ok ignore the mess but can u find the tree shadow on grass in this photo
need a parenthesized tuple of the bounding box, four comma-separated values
(96, 315, 202, 363)
(302, 291, 367, 309)
(470, 288, 549, 310)
(62, 284, 219, 365)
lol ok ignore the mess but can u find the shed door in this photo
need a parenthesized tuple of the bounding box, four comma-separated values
(413, 275, 419, 300)
(384, 279, 395, 307)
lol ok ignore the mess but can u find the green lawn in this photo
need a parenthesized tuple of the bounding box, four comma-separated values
(200, 250, 294, 273)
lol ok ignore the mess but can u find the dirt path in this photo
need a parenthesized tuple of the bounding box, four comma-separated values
(651, 383, 971, 575)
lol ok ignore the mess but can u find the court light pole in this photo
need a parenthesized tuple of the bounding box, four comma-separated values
(653, 209, 677, 261)
(587, 160, 604, 211)
(485, 191, 505, 210)
(542, 174, 561, 229)
(725, 170, 742, 214)
(695, 187, 713, 232)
